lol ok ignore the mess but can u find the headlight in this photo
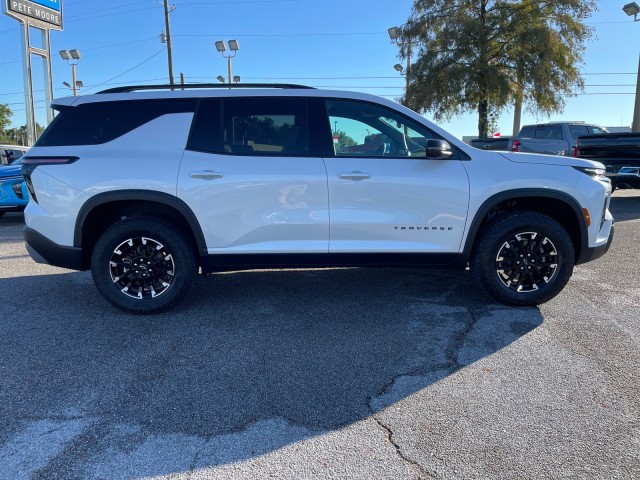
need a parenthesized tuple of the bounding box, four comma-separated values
(573, 166, 606, 178)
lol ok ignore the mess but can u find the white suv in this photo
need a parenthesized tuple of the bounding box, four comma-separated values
(21, 84, 614, 313)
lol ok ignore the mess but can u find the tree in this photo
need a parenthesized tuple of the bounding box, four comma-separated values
(336, 130, 357, 150)
(0, 104, 13, 144)
(398, 0, 596, 138)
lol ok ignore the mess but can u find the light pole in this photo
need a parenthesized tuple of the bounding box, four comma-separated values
(623, 2, 640, 132)
(59, 49, 81, 95)
(215, 40, 239, 87)
(389, 26, 411, 93)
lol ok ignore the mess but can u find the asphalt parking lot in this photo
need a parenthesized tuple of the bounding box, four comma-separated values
(0, 192, 639, 480)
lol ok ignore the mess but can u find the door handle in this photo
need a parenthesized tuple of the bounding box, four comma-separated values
(337, 171, 371, 181)
(189, 170, 224, 180)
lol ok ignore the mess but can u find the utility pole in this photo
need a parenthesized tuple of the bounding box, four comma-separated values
(162, 0, 175, 85)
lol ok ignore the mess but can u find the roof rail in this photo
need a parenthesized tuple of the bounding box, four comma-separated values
(98, 83, 315, 94)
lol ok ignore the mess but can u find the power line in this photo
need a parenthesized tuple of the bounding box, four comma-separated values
(82, 48, 167, 93)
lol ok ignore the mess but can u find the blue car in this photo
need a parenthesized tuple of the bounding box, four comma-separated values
(0, 157, 28, 217)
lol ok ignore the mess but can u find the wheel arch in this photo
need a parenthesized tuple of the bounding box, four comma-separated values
(463, 189, 587, 263)
(75, 190, 207, 269)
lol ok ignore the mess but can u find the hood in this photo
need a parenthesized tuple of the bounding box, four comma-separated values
(499, 151, 604, 169)
(0, 164, 23, 179)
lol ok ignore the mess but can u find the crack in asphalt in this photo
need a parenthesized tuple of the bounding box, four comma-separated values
(365, 304, 483, 479)
(371, 414, 438, 480)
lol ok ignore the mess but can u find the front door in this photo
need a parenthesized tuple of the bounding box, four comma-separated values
(322, 99, 469, 255)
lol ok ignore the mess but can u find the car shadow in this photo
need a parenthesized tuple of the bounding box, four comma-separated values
(610, 191, 640, 222)
(0, 267, 543, 478)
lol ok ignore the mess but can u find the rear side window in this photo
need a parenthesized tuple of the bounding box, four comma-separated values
(520, 125, 563, 140)
(36, 100, 196, 147)
(223, 98, 310, 155)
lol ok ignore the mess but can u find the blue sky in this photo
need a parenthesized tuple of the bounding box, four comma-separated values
(0, 0, 637, 140)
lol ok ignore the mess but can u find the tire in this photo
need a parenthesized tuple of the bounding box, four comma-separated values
(91, 216, 198, 314)
(471, 211, 575, 306)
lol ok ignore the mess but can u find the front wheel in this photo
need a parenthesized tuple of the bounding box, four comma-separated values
(471, 211, 575, 306)
(91, 216, 197, 314)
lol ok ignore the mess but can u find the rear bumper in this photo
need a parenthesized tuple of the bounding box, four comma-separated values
(576, 224, 614, 265)
(23, 226, 86, 271)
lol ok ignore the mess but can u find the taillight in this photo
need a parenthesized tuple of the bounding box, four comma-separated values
(573, 139, 579, 157)
(21, 156, 79, 166)
(511, 140, 521, 152)
(20, 156, 79, 204)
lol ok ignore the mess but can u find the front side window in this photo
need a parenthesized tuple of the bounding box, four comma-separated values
(325, 99, 434, 158)
(222, 98, 309, 155)
(569, 125, 589, 138)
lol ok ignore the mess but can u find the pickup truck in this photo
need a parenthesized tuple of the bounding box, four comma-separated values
(574, 132, 640, 190)
(470, 122, 608, 156)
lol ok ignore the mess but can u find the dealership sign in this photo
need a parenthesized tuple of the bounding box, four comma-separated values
(4, 0, 63, 29)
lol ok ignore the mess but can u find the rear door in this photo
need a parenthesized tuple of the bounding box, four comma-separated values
(178, 97, 329, 254)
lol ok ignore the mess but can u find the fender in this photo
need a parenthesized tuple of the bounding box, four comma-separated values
(74, 190, 207, 254)
(462, 188, 588, 258)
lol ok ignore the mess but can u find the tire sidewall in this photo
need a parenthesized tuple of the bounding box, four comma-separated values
(472, 212, 575, 306)
(91, 216, 197, 313)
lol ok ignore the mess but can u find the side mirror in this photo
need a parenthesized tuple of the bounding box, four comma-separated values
(426, 139, 453, 159)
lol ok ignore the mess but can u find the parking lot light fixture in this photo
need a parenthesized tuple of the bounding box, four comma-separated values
(60, 49, 81, 96)
(388, 26, 400, 41)
(215, 40, 240, 87)
(623, 2, 640, 20)
(216, 75, 225, 83)
(394, 64, 404, 72)
(233, 75, 241, 83)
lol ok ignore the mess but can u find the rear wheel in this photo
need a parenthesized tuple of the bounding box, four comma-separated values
(471, 211, 575, 306)
(91, 216, 197, 313)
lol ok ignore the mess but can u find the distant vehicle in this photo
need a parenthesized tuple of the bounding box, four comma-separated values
(470, 122, 608, 156)
(574, 132, 640, 190)
(0, 145, 28, 165)
(468, 136, 519, 152)
(0, 157, 28, 217)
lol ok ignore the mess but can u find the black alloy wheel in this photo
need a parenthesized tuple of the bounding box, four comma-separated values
(91, 216, 197, 313)
(471, 211, 575, 306)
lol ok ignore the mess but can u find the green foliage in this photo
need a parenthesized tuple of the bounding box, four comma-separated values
(399, 0, 597, 137)
(0, 104, 13, 143)
(336, 130, 357, 149)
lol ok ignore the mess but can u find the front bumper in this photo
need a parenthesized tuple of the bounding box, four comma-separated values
(576, 224, 614, 265)
(24, 227, 86, 271)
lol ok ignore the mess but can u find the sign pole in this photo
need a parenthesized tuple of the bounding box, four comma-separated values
(19, 20, 36, 146)
(42, 27, 54, 123)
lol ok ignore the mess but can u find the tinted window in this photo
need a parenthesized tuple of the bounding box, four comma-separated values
(590, 126, 607, 135)
(221, 98, 310, 156)
(1, 148, 25, 164)
(36, 100, 196, 147)
(187, 99, 221, 153)
(569, 125, 589, 138)
(325, 99, 434, 158)
(520, 125, 563, 140)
